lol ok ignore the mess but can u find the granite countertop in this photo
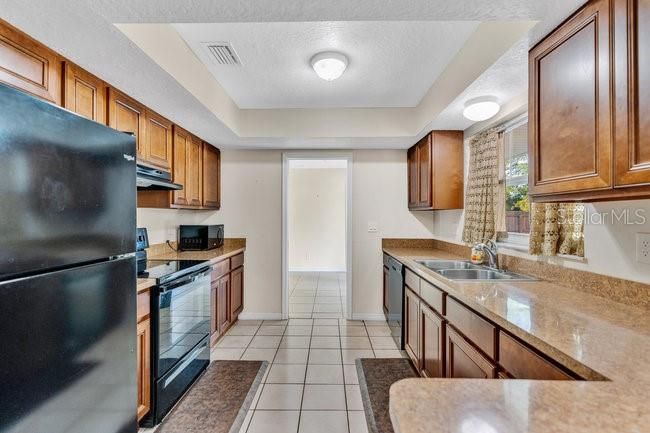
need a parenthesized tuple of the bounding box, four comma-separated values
(147, 243, 245, 263)
(383, 247, 650, 433)
(137, 278, 156, 293)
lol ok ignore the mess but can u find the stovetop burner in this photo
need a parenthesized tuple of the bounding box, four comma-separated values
(138, 259, 209, 285)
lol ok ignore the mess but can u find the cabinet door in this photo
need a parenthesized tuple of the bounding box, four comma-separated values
(382, 265, 389, 314)
(230, 266, 243, 321)
(404, 288, 420, 367)
(171, 126, 190, 206)
(614, 0, 650, 186)
(202, 142, 221, 209)
(420, 303, 445, 378)
(0, 20, 61, 104)
(186, 135, 203, 207)
(63, 62, 106, 124)
(529, 0, 612, 196)
(446, 326, 497, 379)
(136, 318, 151, 421)
(217, 274, 231, 333)
(108, 88, 147, 161)
(144, 109, 173, 170)
(407, 146, 419, 208)
(417, 136, 432, 207)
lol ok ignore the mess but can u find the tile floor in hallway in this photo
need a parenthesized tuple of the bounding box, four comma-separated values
(288, 272, 347, 318)
(211, 317, 405, 433)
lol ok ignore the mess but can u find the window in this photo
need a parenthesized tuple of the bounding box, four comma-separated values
(496, 115, 529, 246)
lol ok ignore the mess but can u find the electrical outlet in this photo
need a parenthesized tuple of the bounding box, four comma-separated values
(368, 221, 378, 233)
(637, 233, 650, 264)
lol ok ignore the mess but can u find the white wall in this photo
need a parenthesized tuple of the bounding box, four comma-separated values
(288, 167, 347, 272)
(137, 149, 435, 318)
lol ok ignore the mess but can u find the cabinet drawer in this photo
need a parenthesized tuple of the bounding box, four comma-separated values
(420, 279, 445, 314)
(212, 258, 230, 279)
(446, 326, 497, 379)
(498, 331, 575, 380)
(136, 291, 150, 323)
(404, 269, 420, 294)
(231, 253, 244, 269)
(446, 297, 496, 359)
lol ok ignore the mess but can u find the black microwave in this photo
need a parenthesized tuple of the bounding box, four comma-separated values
(179, 225, 224, 251)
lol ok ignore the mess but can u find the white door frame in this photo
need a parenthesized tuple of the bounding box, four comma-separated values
(281, 151, 353, 320)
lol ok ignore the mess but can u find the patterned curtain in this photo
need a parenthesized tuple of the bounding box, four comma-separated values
(529, 203, 585, 257)
(462, 129, 505, 243)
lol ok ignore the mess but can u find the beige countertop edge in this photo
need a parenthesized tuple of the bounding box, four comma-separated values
(136, 278, 156, 293)
(383, 246, 650, 433)
(147, 246, 246, 263)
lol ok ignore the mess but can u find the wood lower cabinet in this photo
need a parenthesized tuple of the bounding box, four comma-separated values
(210, 254, 245, 346)
(136, 318, 151, 421)
(420, 303, 445, 378)
(446, 325, 498, 379)
(530, 0, 650, 201)
(63, 62, 107, 124)
(407, 131, 464, 210)
(202, 142, 221, 209)
(0, 19, 61, 104)
(230, 265, 244, 321)
(396, 265, 580, 381)
(404, 288, 420, 366)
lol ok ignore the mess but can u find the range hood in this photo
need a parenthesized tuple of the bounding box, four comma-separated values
(136, 164, 182, 190)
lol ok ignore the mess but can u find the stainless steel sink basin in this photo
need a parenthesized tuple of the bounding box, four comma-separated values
(415, 260, 482, 271)
(414, 259, 535, 281)
(435, 268, 535, 281)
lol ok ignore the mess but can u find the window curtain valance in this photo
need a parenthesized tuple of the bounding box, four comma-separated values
(529, 203, 585, 257)
(462, 128, 505, 244)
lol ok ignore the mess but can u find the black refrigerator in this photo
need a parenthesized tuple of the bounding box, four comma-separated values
(0, 84, 138, 433)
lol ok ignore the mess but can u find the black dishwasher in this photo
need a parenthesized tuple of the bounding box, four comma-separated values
(384, 254, 405, 349)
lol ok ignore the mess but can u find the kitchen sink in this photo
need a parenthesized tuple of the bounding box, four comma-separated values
(415, 259, 535, 281)
(415, 260, 482, 271)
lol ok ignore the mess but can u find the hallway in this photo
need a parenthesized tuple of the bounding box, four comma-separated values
(288, 272, 347, 318)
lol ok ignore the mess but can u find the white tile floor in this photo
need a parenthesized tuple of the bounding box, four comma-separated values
(288, 272, 347, 318)
(142, 272, 406, 433)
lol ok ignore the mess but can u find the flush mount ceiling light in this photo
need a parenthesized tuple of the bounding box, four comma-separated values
(463, 96, 501, 122)
(311, 51, 348, 81)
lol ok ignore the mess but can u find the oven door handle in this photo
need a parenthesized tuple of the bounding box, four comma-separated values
(158, 267, 211, 292)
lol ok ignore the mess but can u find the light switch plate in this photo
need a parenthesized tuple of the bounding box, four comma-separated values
(637, 233, 650, 264)
(368, 221, 378, 233)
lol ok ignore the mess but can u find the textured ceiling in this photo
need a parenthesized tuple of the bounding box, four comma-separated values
(1, 0, 586, 148)
(174, 21, 479, 109)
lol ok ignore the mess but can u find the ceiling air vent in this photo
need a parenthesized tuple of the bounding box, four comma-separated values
(203, 42, 241, 65)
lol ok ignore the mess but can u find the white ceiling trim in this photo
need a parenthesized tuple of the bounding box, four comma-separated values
(117, 21, 534, 139)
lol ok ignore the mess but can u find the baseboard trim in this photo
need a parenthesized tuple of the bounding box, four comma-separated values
(238, 312, 283, 321)
(351, 313, 387, 321)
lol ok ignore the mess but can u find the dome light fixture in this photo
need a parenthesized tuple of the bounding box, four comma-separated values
(311, 51, 348, 81)
(463, 96, 501, 122)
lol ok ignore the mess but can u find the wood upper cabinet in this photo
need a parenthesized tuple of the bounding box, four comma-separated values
(202, 142, 221, 209)
(171, 125, 190, 206)
(614, 0, 650, 187)
(63, 62, 107, 124)
(404, 288, 420, 366)
(136, 317, 151, 421)
(530, 0, 650, 201)
(446, 325, 497, 379)
(108, 88, 147, 160)
(0, 19, 61, 104)
(407, 131, 464, 210)
(186, 135, 203, 207)
(144, 109, 173, 170)
(420, 302, 445, 378)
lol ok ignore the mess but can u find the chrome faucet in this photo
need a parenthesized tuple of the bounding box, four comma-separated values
(474, 241, 499, 269)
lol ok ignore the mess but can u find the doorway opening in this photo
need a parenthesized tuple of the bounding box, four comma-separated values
(282, 153, 352, 320)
